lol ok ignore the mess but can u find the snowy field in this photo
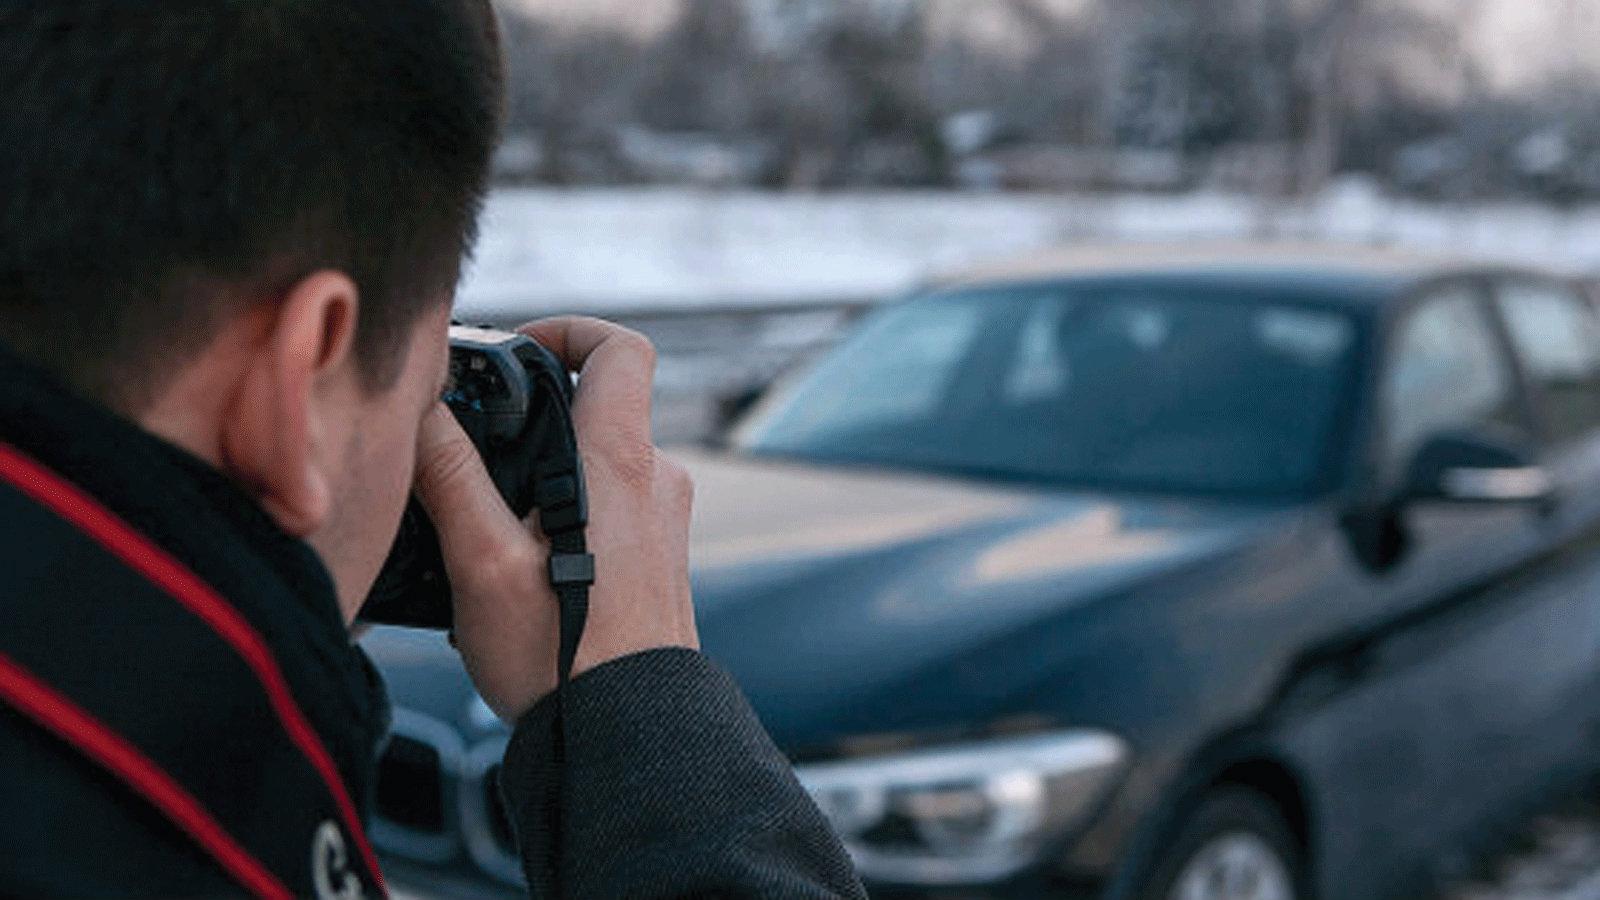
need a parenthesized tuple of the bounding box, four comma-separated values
(456, 183, 1600, 320)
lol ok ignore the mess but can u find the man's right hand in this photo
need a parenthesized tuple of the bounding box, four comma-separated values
(412, 317, 699, 722)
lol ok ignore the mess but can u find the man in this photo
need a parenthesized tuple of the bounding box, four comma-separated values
(0, 2, 864, 897)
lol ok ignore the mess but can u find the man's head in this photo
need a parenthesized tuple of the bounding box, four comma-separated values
(0, 1, 505, 617)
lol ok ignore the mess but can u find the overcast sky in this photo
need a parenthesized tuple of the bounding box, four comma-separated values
(1461, 0, 1599, 89)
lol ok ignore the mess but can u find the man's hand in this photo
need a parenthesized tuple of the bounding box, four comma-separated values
(413, 317, 698, 722)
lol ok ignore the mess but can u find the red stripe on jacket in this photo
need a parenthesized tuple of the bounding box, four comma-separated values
(0, 442, 386, 893)
(0, 652, 294, 900)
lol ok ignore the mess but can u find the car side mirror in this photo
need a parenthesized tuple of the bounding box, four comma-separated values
(1404, 429, 1552, 505)
(703, 382, 770, 448)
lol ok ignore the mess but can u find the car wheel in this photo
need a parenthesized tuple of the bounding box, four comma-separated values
(1136, 788, 1304, 900)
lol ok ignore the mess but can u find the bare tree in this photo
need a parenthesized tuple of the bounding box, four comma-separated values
(635, 0, 759, 133)
(489, 0, 1600, 200)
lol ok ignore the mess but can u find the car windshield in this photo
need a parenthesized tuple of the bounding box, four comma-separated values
(733, 284, 1362, 497)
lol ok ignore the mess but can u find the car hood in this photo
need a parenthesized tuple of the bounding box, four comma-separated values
(362, 452, 1299, 752)
(679, 450, 1297, 751)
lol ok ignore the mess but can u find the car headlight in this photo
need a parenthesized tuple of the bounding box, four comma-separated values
(797, 729, 1128, 886)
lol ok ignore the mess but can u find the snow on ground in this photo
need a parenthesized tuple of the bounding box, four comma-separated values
(457, 183, 1600, 320)
(1445, 797, 1600, 900)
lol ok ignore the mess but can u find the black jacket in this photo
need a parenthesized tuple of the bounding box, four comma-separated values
(0, 349, 865, 899)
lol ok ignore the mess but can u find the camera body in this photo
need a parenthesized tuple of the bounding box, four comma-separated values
(360, 326, 580, 629)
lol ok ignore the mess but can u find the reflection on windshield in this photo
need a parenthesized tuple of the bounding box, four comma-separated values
(734, 285, 1359, 496)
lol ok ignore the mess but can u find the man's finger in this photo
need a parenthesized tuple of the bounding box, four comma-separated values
(518, 316, 636, 369)
(518, 317, 656, 445)
(412, 403, 529, 562)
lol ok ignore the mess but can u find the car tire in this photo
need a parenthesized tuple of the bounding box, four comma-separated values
(1133, 787, 1306, 900)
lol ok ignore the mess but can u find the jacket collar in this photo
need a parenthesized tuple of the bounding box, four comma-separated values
(0, 344, 389, 773)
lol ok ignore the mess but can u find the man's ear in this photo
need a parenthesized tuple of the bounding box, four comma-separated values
(221, 271, 360, 537)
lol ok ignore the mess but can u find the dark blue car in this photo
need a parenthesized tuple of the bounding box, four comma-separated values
(366, 245, 1600, 900)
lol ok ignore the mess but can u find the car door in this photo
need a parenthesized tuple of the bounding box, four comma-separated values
(1277, 282, 1573, 899)
(1481, 273, 1600, 774)
(1492, 275, 1600, 532)
(1370, 280, 1544, 602)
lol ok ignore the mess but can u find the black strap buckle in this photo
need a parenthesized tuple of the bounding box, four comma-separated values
(548, 552, 596, 587)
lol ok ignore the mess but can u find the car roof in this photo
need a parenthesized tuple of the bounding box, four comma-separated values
(929, 241, 1512, 309)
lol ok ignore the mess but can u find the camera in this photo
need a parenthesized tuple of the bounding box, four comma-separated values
(360, 325, 586, 629)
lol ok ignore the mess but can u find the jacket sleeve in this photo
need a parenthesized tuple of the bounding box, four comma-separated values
(498, 648, 867, 899)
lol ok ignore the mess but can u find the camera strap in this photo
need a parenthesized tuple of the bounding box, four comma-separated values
(546, 526, 593, 691)
(526, 366, 594, 889)
(527, 367, 594, 691)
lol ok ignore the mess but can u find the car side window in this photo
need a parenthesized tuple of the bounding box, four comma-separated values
(1495, 280, 1600, 444)
(1384, 288, 1519, 472)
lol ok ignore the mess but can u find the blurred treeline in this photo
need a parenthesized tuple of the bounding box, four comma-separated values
(495, 0, 1600, 202)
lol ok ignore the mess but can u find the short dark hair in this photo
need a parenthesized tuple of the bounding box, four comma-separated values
(0, 0, 504, 408)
